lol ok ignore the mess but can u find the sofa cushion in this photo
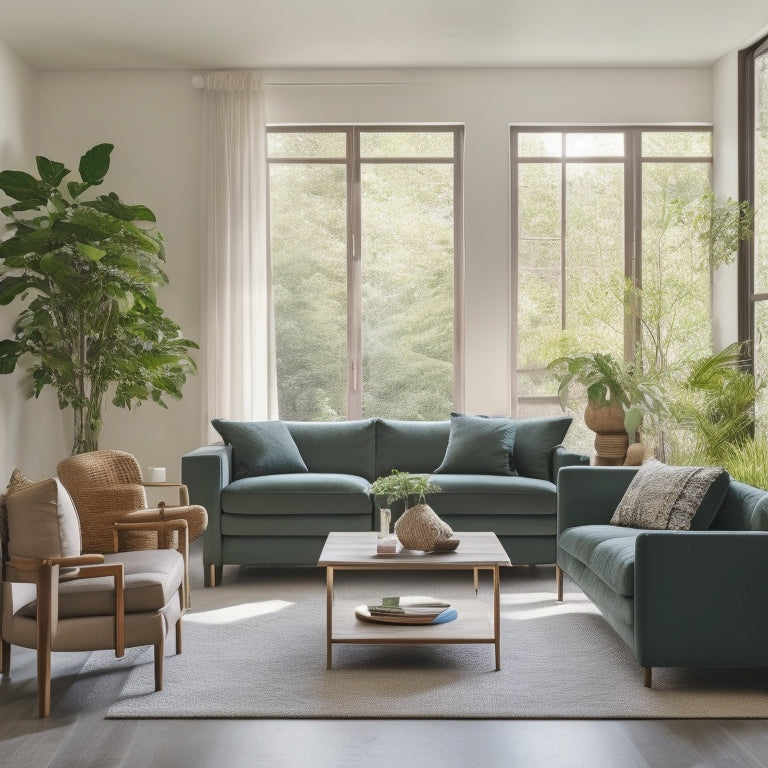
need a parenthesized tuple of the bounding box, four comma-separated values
(513, 416, 573, 481)
(375, 419, 450, 477)
(434, 414, 516, 475)
(221, 473, 372, 517)
(211, 419, 308, 480)
(610, 459, 727, 531)
(286, 420, 376, 480)
(559, 524, 640, 597)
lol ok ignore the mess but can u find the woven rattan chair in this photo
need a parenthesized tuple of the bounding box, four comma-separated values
(0, 474, 185, 717)
(57, 450, 207, 608)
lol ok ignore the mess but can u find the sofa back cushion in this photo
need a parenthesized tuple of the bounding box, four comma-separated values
(434, 414, 517, 475)
(374, 420, 450, 478)
(710, 478, 768, 531)
(211, 419, 309, 480)
(286, 420, 377, 481)
(513, 416, 573, 481)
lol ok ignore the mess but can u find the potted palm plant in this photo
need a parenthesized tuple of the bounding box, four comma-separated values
(548, 352, 665, 464)
(0, 143, 198, 454)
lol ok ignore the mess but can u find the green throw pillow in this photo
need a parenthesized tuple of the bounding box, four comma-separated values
(434, 414, 516, 475)
(513, 416, 573, 481)
(211, 419, 309, 480)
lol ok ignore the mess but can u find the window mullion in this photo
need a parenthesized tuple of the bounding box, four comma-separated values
(348, 128, 363, 420)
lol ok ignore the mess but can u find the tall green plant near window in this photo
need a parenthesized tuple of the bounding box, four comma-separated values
(673, 342, 763, 466)
(0, 144, 198, 454)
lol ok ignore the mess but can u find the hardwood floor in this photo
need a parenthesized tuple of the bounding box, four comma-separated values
(1, 547, 767, 768)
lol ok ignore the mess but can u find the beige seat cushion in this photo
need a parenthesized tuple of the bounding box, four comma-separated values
(19, 548, 184, 619)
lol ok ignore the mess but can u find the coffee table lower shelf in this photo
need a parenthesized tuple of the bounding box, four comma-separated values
(329, 598, 496, 657)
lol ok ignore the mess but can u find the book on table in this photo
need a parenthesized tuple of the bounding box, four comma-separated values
(365, 595, 456, 624)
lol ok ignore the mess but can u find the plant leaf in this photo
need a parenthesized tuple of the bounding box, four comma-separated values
(75, 242, 107, 261)
(36, 156, 70, 187)
(0, 276, 31, 305)
(0, 170, 47, 204)
(67, 180, 91, 200)
(79, 143, 114, 185)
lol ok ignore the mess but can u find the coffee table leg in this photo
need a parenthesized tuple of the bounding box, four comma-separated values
(326, 566, 334, 669)
(493, 565, 501, 671)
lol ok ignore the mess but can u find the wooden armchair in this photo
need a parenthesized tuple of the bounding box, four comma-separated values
(57, 449, 207, 608)
(1, 475, 186, 717)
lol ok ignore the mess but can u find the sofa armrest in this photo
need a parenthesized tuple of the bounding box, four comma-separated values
(557, 466, 638, 533)
(551, 446, 589, 483)
(181, 444, 231, 582)
(634, 531, 768, 668)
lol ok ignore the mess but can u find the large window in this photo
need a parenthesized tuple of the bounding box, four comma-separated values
(741, 35, 768, 431)
(512, 127, 713, 449)
(268, 127, 462, 421)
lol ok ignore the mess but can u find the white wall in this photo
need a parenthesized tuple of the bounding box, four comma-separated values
(2, 64, 713, 480)
(0, 37, 68, 481)
(711, 50, 740, 348)
(35, 71, 203, 481)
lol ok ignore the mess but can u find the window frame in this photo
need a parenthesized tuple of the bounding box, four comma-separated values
(739, 33, 768, 353)
(510, 125, 713, 416)
(267, 124, 465, 421)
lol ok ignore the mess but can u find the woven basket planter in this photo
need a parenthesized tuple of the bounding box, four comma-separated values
(394, 503, 453, 552)
(583, 402, 625, 433)
(584, 401, 630, 465)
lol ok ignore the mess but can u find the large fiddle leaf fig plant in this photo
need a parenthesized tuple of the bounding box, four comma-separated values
(0, 143, 198, 454)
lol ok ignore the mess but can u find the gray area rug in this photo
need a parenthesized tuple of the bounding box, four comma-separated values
(104, 567, 768, 719)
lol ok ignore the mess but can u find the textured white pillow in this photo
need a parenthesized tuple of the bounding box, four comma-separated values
(6, 477, 82, 560)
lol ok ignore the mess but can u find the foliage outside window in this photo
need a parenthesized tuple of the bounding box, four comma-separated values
(268, 127, 461, 422)
(512, 127, 715, 455)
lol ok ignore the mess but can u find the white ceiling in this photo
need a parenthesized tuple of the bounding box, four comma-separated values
(2, 0, 768, 72)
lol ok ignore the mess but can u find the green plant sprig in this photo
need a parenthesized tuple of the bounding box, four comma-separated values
(370, 469, 441, 507)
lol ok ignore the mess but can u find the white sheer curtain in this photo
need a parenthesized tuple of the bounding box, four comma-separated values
(201, 71, 277, 439)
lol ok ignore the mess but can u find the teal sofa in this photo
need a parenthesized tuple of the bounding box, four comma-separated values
(182, 417, 586, 585)
(556, 465, 768, 686)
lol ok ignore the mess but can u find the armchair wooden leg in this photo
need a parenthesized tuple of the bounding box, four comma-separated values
(643, 666, 652, 688)
(176, 616, 183, 655)
(37, 563, 54, 718)
(154, 638, 164, 692)
(1, 638, 10, 676)
(555, 565, 564, 602)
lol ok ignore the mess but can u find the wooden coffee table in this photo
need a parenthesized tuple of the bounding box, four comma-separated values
(317, 531, 511, 670)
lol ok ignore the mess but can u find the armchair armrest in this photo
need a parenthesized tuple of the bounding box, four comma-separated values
(141, 481, 190, 506)
(557, 466, 638, 533)
(38, 559, 126, 658)
(634, 531, 768, 668)
(113, 518, 190, 608)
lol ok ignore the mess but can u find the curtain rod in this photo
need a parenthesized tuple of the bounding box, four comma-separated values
(191, 76, 422, 89)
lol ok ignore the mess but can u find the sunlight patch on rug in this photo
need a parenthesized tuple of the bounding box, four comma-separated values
(501, 591, 599, 621)
(183, 600, 294, 625)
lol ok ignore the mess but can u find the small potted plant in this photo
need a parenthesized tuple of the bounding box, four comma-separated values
(370, 470, 452, 551)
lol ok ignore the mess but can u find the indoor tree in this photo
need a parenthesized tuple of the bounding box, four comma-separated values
(0, 143, 198, 454)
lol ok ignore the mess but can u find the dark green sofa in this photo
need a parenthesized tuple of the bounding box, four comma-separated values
(556, 465, 768, 686)
(182, 417, 586, 585)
